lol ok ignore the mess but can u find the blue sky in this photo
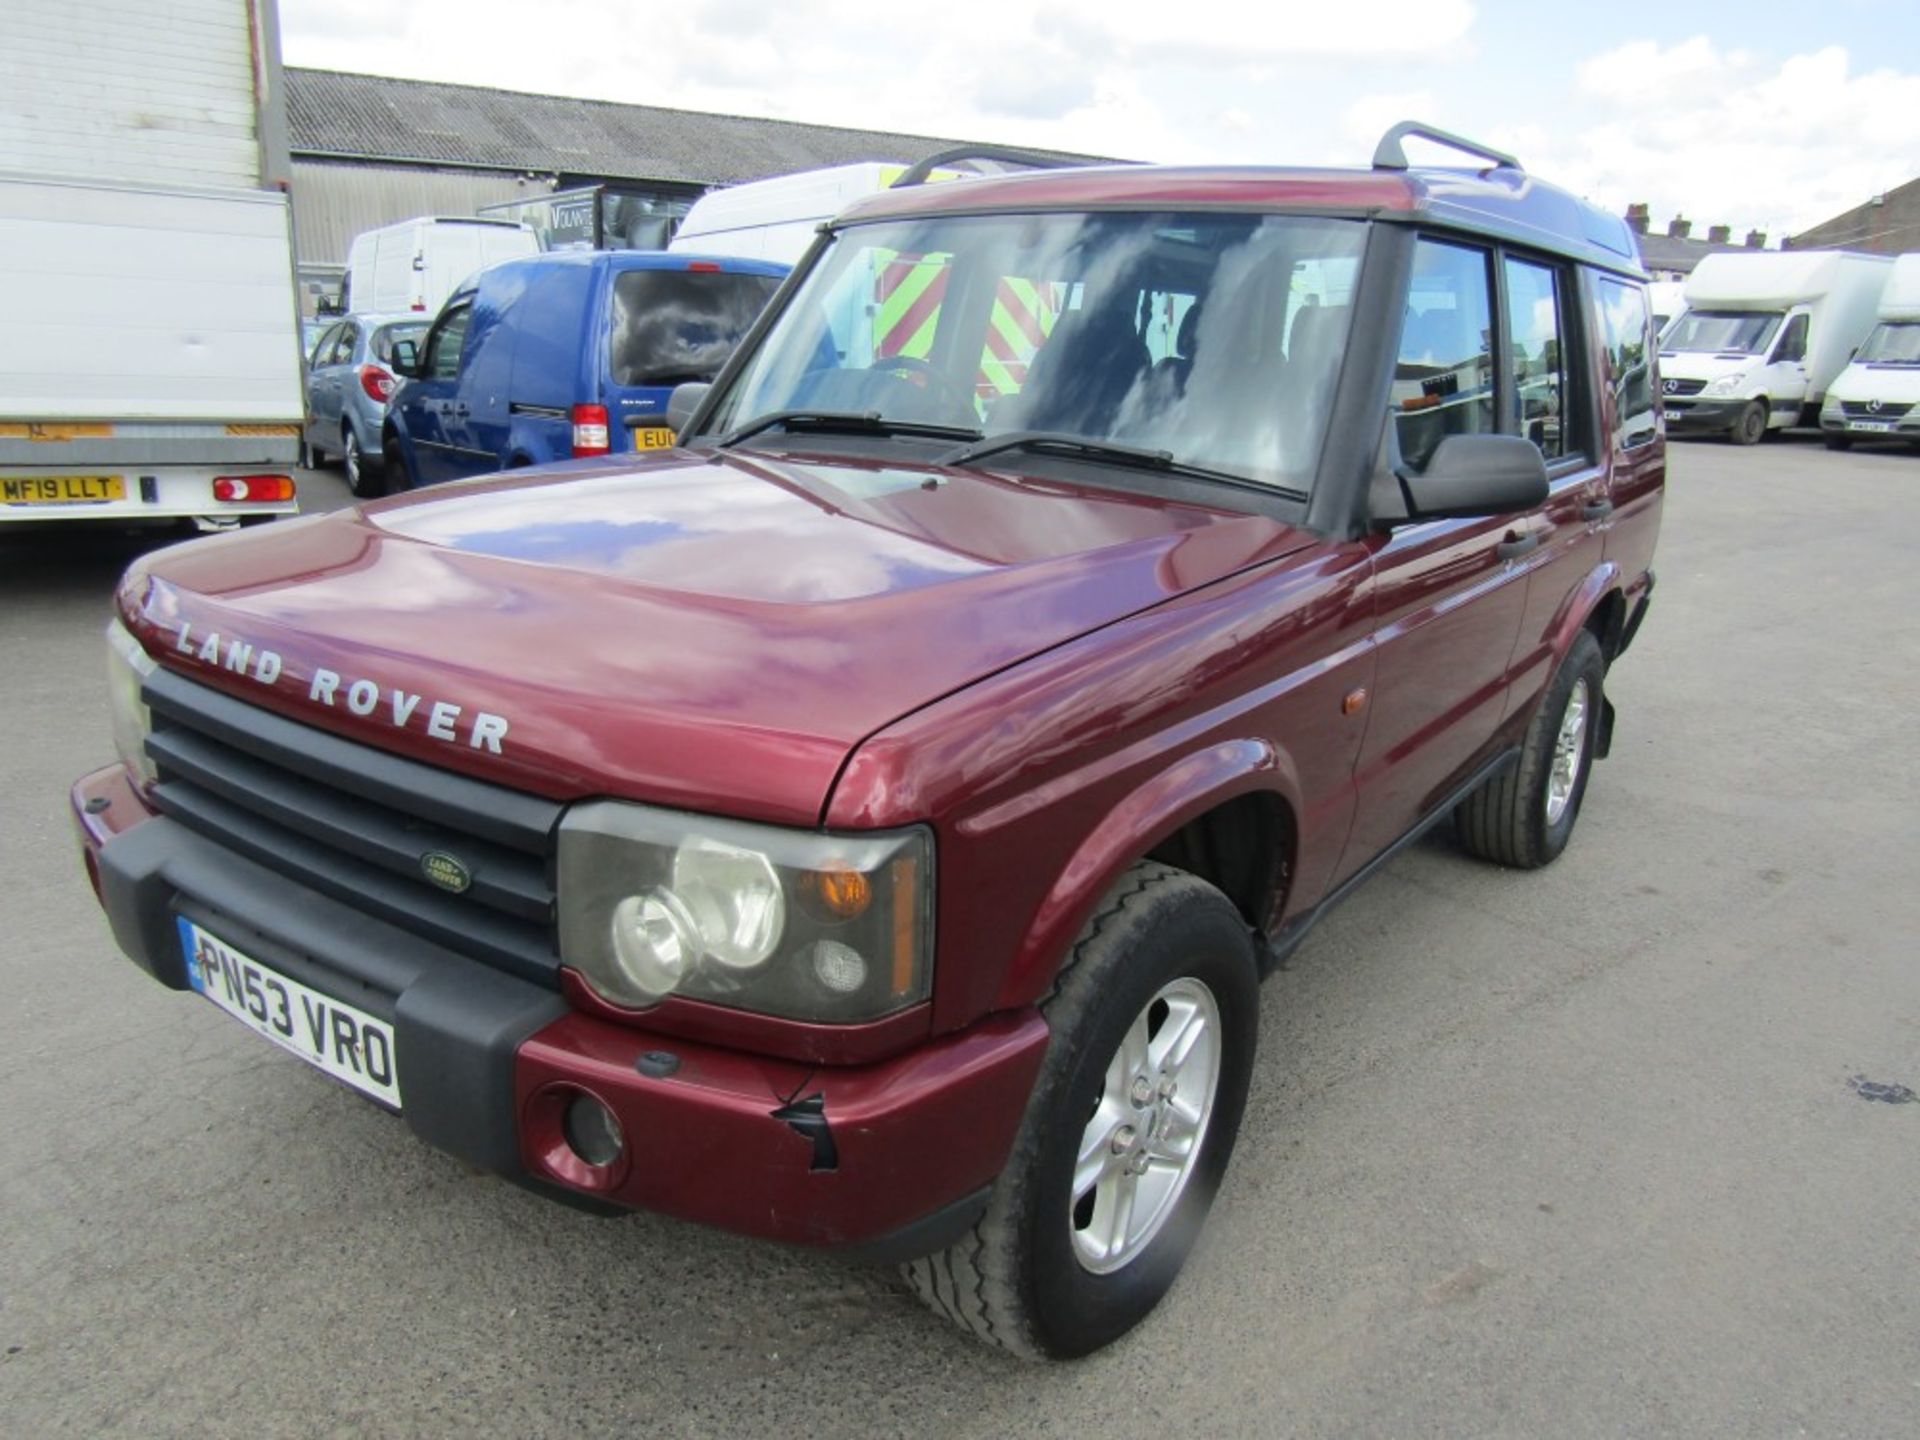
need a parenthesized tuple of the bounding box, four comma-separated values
(283, 0, 1920, 240)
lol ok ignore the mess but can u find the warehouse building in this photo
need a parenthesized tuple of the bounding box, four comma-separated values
(286, 68, 1026, 303)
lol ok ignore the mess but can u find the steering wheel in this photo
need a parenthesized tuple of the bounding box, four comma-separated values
(863, 356, 978, 424)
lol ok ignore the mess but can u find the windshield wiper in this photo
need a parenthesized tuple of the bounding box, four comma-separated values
(716, 410, 981, 449)
(940, 430, 1307, 502)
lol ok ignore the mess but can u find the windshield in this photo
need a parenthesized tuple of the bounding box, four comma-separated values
(699, 211, 1368, 495)
(610, 269, 783, 387)
(372, 322, 428, 365)
(1858, 320, 1920, 365)
(1662, 309, 1783, 356)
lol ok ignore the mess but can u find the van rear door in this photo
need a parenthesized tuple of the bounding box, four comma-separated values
(603, 266, 783, 451)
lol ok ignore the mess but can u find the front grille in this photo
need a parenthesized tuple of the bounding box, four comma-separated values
(1660, 378, 1707, 398)
(1840, 400, 1913, 419)
(143, 668, 562, 985)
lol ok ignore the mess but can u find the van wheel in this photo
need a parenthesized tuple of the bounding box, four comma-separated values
(342, 428, 382, 498)
(1730, 400, 1768, 445)
(1456, 630, 1605, 869)
(381, 433, 414, 491)
(903, 862, 1258, 1359)
(1823, 433, 1852, 451)
(300, 435, 322, 470)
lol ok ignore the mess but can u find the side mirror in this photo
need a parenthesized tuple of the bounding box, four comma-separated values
(390, 339, 420, 378)
(667, 381, 712, 438)
(1399, 434, 1549, 521)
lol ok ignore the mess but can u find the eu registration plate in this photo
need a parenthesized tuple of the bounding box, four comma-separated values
(631, 426, 676, 451)
(0, 474, 126, 505)
(1848, 420, 1893, 433)
(177, 918, 401, 1108)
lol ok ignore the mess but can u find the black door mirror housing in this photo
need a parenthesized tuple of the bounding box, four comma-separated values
(1397, 434, 1550, 521)
(667, 381, 712, 439)
(390, 339, 421, 378)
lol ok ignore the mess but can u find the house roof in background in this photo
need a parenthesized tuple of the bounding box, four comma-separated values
(286, 68, 1099, 186)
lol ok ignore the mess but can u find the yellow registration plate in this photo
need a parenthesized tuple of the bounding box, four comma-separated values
(0, 474, 126, 505)
(631, 427, 676, 452)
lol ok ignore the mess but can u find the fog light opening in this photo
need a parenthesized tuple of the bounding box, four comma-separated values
(561, 1091, 625, 1169)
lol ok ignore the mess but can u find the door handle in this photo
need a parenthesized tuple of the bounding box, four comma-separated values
(450, 403, 470, 418)
(1581, 498, 1614, 521)
(1496, 530, 1541, 561)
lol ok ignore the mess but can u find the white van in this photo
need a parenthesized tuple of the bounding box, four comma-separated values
(1659, 250, 1890, 444)
(1818, 252, 1920, 451)
(668, 149, 1066, 266)
(344, 217, 539, 315)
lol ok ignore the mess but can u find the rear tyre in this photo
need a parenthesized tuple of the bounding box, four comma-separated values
(1730, 400, 1768, 446)
(381, 432, 415, 491)
(903, 862, 1259, 1359)
(342, 427, 382, 498)
(1455, 629, 1606, 870)
(299, 435, 321, 470)
(1823, 433, 1852, 452)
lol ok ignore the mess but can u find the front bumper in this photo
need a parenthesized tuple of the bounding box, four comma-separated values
(72, 764, 1047, 1254)
(1662, 398, 1751, 434)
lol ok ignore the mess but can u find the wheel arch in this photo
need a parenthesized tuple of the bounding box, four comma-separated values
(992, 740, 1299, 1012)
(1545, 559, 1624, 671)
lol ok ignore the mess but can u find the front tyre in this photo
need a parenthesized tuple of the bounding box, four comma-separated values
(904, 862, 1259, 1358)
(1456, 629, 1606, 869)
(343, 427, 383, 498)
(1822, 433, 1852, 451)
(1730, 399, 1768, 446)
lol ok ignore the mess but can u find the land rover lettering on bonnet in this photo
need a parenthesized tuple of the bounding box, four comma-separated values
(73, 125, 1662, 1360)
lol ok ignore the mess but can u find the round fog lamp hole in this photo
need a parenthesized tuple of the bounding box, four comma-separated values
(810, 940, 868, 995)
(561, 1092, 625, 1169)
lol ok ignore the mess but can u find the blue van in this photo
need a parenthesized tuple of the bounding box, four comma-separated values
(382, 251, 788, 489)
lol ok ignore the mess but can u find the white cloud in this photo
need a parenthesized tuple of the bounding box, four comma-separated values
(1551, 37, 1920, 237)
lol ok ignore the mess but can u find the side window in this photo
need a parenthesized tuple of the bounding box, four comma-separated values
(312, 322, 344, 366)
(331, 323, 361, 367)
(1595, 279, 1657, 451)
(1503, 258, 1570, 461)
(1774, 313, 1809, 364)
(1393, 239, 1495, 471)
(424, 302, 472, 381)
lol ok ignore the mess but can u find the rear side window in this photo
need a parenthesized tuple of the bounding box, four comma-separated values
(1595, 279, 1658, 451)
(1394, 239, 1496, 471)
(609, 270, 782, 387)
(1504, 257, 1568, 461)
(372, 322, 429, 366)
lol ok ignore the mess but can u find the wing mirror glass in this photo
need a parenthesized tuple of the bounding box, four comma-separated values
(390, 339, 421, 378)
(1397, 434, 1549, 521)
(667, 381, 712, 439)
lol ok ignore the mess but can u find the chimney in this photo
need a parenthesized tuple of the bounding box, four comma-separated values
(1667, 216, 1692, 239)
(1745, 229, 1767, 249)
(1625, 202, 1650, 234)
(1707, 224, 1731, 244)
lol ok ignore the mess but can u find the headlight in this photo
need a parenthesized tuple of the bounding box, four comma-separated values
(105, 619, 157, 787)
(1703, 372, 1748, 397)
(558, 801, 933, 1022)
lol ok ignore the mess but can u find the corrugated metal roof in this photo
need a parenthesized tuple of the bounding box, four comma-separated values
(286, 68, 1094, 186)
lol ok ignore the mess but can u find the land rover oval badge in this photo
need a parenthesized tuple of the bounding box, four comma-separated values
(421, 851, 472, 894)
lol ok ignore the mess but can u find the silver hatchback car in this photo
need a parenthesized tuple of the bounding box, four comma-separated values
(302, 313, 430, 496)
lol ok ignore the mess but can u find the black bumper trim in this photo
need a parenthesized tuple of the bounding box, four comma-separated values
(97, 816, 568, 1177)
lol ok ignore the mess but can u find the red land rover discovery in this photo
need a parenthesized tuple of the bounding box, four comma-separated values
(74, 125, 1662, 1359)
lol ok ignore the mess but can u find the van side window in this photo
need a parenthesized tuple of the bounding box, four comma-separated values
(425, 302, 472, 381)
(1773, 313, 1809, 364)
(1594, 279, 1658, 451)
(1394, 239, 1496, 471)
(1503, 257, 1570, 461)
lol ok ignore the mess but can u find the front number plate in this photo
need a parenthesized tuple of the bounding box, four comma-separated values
(631, 426, 676, 451)
(1848, 420, 1894, 433)
(178, 919, 402, 1108)
(0, 474, 126, 505)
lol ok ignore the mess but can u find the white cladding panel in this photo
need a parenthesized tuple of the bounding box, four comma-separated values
(1684, 250, 1890, 309)
(0, 176, 303, 421)
(0, 0, 261, 189)
(1880, 254, 1920, 319)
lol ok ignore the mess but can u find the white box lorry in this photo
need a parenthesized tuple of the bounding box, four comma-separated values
(1818, 252, 1920, 451)
(1659, 250, 1890, 444)
(343, 217, 539, 316)
(0, 0, 304, 525)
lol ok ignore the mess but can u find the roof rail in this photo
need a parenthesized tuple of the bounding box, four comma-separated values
(893, 145, 1083, 188)
(1372, 121, 1521, 174)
